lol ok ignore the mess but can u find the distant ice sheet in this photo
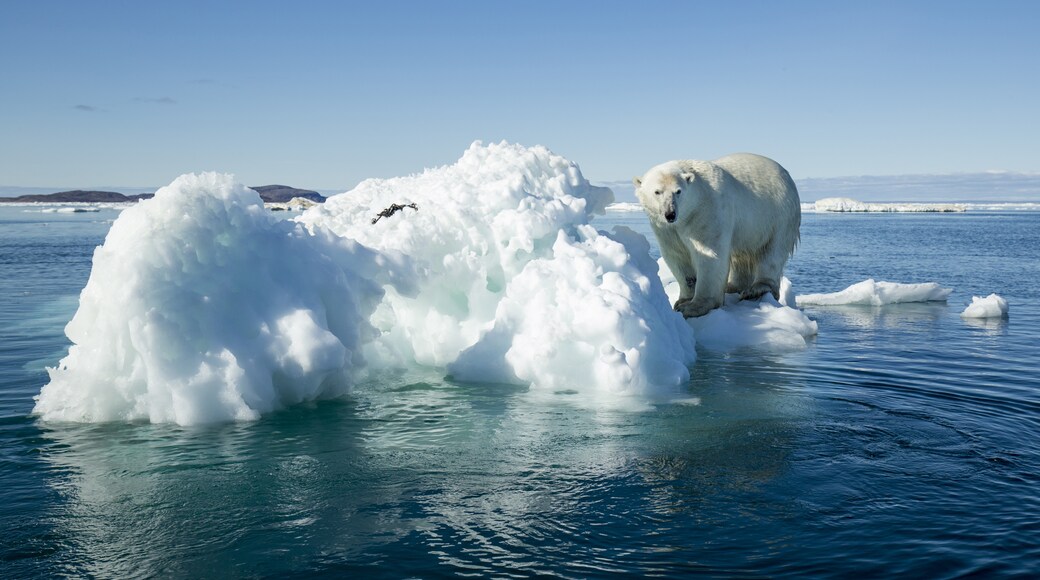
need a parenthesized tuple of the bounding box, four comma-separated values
(797, 279, 952, 306)
(802, 199, 1040, 213)
(961, 202, 1040, 212)
(961, 293, 1009, 318)
(812, 197, 966, 213)
(43, 207, 101, 213)
(605, 202, 644, 212)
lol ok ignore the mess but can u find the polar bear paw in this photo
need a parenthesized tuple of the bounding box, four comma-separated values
(740, 281, 779, 302)
(678, 297, 722, 318)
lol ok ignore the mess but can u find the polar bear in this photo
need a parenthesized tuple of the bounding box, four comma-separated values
(634, 153, 801, 318)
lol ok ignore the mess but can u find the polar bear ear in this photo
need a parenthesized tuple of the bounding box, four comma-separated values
(632, 177, 642, 187)
(680, 172, 696, 183)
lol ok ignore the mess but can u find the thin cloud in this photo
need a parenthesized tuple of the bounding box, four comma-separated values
(133, 96, 177, 104)
(188, 77, 237, 89)
(73, 104, 100, 112)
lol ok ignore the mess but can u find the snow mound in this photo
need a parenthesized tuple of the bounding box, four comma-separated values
(298, 141, 695, 401)
(961, 293, 1009, 319)
(658, 259, 816, 351)
(34, 172, 413, 425)
(451, 226, 694, 402)
(797, 279, 951, 306)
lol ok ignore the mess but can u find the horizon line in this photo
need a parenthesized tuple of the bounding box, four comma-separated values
(4, 169, 1040, 198)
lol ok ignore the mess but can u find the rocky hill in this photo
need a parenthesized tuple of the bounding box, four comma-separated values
(2, 190, 133, 203)
(0, 185, 326, 204)
(249, 185, 326, 203)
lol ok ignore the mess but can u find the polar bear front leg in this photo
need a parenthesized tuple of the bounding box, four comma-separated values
(678, 243, 728, 318)
(653, 227, 698, 310)
(662, 252, 697, 310)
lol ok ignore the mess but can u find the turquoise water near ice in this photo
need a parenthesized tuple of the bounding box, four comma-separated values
(1, 206, 1038, 577)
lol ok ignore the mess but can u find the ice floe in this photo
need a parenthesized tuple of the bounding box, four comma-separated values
(797, 279, 952, 306)
(961, 293, 1009, 319)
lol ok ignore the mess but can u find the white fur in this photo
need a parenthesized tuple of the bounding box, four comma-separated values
(634, 153, 801, 318)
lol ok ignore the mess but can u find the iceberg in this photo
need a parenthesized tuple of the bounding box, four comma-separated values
(34, 173, 415, 424)
(37, 143, 700, 424)
(796, 279, 952, 306)
(298, 141, 695, 402)
(961, 294, 1009, 319)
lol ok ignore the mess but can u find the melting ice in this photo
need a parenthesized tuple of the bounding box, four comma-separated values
(35, 143, 702, 423)
(797, 279, 952, 306)
(36, 142, 978, 425)
(658, 260, 817, 351)
(961, 294, 1009, 319)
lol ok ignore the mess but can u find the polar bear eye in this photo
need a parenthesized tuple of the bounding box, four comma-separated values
(654, 190, 662, 196)
(673, 189, 681, 195)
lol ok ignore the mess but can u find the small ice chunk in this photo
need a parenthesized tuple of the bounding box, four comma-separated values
(960, 293, 1009, 319)
(797, 279, 951, 306)
(778, 276, 796, 307)
(657, 259, 815, 351)
(673, 397, 702, 406)
(687, 294, 818, 351)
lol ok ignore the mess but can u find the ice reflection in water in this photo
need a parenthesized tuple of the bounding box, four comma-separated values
(36, 355, 813, 577)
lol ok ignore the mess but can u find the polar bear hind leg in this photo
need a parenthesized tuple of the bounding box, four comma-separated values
(726, 252, 756, 295)
(741, 241, 789, 301)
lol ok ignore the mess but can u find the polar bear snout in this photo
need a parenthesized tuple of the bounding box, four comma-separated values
(665, 207, 677, 223)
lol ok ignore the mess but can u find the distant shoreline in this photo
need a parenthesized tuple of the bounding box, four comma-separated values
(0, 185, 325, 205)
(6, 171, 1040, 204)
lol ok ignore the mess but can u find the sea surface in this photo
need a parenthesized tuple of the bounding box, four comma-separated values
(1, 205, 1038, 577)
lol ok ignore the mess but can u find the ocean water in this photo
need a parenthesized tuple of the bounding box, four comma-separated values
(1, 205, 1038, 577)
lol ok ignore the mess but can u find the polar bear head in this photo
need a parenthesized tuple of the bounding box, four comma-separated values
(633, 161, 698, 227)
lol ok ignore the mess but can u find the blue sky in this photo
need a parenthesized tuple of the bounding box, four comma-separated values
(2, 1, 1038, 191)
